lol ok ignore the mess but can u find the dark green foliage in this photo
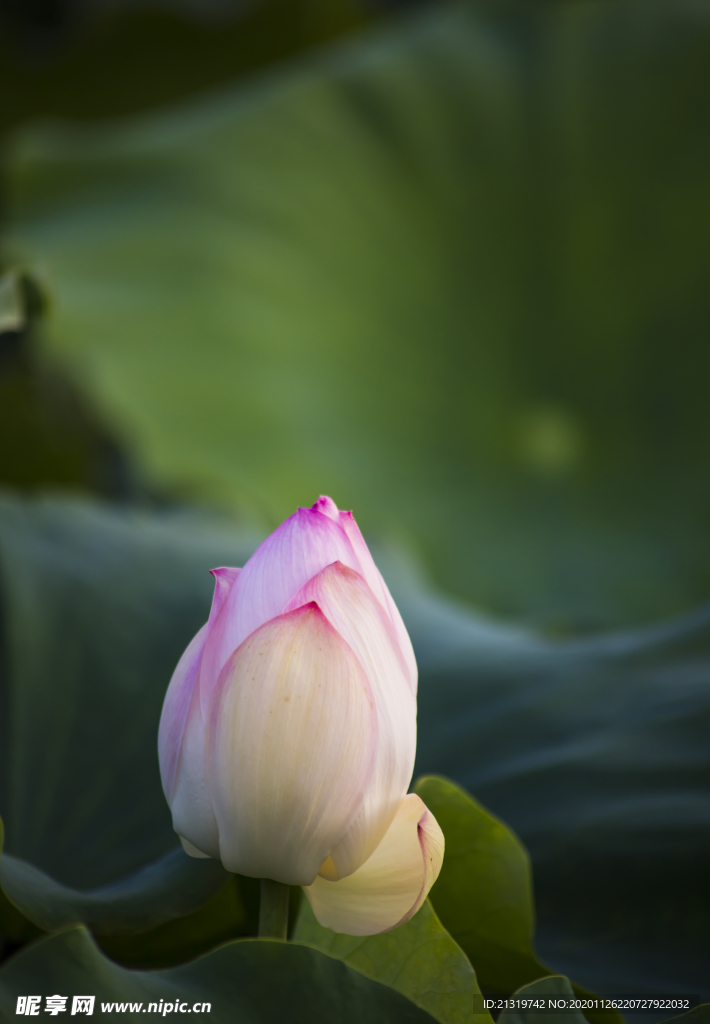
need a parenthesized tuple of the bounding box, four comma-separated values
(0, 496, 257, 942)
(413, 777, 622, 1024)
(414, 776, 548, 995)
(0, 272, 136, 497)
(0, 926, 438, 1022)
(0, 0, 371, 132)
(499, 976, 587, 1024)
(295, 896, 490, 1024)
(0, 496, 706, 1003)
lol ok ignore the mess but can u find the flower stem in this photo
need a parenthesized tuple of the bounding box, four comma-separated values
(258, 879, 290, 939)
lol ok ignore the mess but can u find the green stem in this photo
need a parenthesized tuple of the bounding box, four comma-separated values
(258, 878, 290, 939)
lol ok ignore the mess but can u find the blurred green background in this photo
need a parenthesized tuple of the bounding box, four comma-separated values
(1, 0, 710, 1001)
(2, 0, 710, 633)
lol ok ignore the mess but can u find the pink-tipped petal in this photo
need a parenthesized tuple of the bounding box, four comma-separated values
(158, 622, 208, 803)
(199, 508, 360, 706)
(303, 794, 444, 935)
(208, 567, 241, 623)
(312, 495, 340, 522)
(158, 567, 241, 805)
(209, 603, 378, 885)
(338, 511, 417, 693)
(285, 562, 416, 879)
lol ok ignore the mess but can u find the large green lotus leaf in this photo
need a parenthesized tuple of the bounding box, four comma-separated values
(412, 778, 626, 1024)
(403, 566, 710, 1004)
(0, 815, 42, 954)
(294, 896, 490, 1024)
(413, 775, 621, 1023)
(1, 494, 709, 997)
(0, 925, 437, 1022)
(413, 775, 546, 994)
(97, 876, 254, 969)
(0, 495, 258, 934)
(8, 0, 710, 631)
(498, 976, 587, 1024)
(0, 847, 227, 936)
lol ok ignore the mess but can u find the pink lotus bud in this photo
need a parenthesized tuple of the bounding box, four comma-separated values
(158, 497, 443, 934)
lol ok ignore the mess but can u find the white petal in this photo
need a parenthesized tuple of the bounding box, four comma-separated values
(285, 562, 416, 879)
(158, 567, 241, 852)
(209, 603, 378, 885)
(180, 836, 211, 859)
(168, 680, 221, 860)
(303, 794, 445, 935)
(158, 622, 208, 803)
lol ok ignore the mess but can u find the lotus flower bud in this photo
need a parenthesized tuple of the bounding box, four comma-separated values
(158, 496, 444, 934)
